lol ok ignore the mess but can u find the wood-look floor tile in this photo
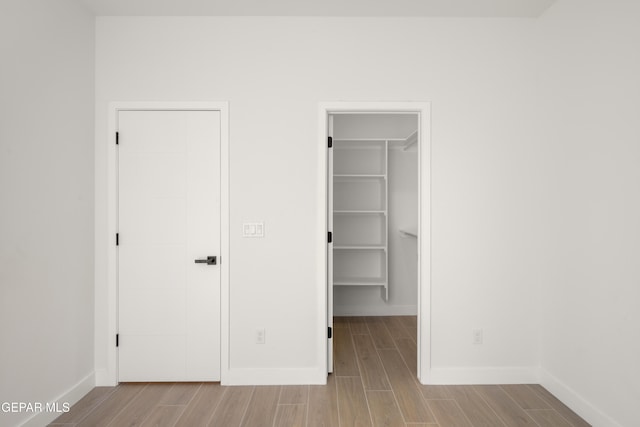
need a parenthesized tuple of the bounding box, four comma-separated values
(334, 317, 350, 329)
(500, 384, 551, 410)
(473, 385, 536, 426)
(382, 317, 410, 339)
(398, 316, 417, 341)
(141, 405, 186, 427)
(307, 374, 339, 427)
(241, 386, 281, 427)
(366, 391, 405, 427)
(108, 383, 172, 427)
(279, 385, 308, 405)
(350, 317, 370, 335)
(394, 337, 417, 377)
(334, 326, 360, 377)
(419, 385, 451, 400)
(526, 409, 573, 427)
(76, 384, 147, 427)
(337, 377, 372, 426)
(52, 317, 591, 427)
(352, 334, 391, 391)
(50, 387, 116, 424)
(377, 349, 435, 424)
(208, 386, 254, 427)
(366, 318, 396, 349)
(428, 399, 472, 427)
(405, 326, 418, 342)
(274, 404, 306, 427)
(159, 382, 201, 405)
(527, 385, 591, 427)
(398, 316, 417, 330)
(446, 386, 507, 427)
(175, 383, 225, 426)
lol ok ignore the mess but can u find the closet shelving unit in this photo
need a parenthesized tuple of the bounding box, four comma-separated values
(332, 138, 392, 300)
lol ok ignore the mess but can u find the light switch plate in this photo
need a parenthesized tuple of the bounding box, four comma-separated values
(243, 222, 265, 238)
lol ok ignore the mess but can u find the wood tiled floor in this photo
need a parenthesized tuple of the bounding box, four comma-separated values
(50, 316, 590, 426)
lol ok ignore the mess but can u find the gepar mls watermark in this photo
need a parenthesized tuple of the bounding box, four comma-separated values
(2, 401, 70, 414)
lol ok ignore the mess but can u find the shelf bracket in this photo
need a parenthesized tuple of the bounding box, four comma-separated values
(402, 130, 418, 151)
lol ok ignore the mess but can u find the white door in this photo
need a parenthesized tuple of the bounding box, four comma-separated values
(327, 115, 334, 373)
(117, 110, 221, 382)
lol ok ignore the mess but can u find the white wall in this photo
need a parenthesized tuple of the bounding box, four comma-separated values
(94, 16, 542, 383)
(537, 1, 640, 426)
(0, 1, 95, 426)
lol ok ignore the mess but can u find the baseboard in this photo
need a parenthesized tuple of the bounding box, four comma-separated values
(20, 372, 94, 427)
(539, 368, 622, 427)
(426, 366, 539, 385)
(222, 367, 327, 385)
(333, 304, 417, 316)
(94, 368, 117, 386)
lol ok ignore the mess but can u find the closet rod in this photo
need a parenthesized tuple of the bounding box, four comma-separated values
(399, 229, 418, 238)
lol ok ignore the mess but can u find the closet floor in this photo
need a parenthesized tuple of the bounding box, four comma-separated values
(50, 316, 590, 427)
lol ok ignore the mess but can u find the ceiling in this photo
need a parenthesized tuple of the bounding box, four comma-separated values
(80, 0, 556, 18)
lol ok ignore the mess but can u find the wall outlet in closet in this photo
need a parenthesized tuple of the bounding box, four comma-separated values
(256, 328, 266, 344)
(472, 328, 483, 345)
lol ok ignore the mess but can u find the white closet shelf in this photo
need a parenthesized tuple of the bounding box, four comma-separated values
(334, 174, 386, 179)
(334, 245, 386, 250)
(331, 133, 389, 301)
(334, 278, 387, 287)
(333, 138, 406, 142)
(334, 210, 386, 214)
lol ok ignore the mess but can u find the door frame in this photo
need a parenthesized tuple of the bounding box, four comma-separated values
(318, 102, 432, 384)
(105, 102, 230, 385)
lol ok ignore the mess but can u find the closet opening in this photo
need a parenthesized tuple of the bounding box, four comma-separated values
(320, 103, 430, 384)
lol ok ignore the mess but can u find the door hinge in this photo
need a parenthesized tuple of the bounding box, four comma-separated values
(328, 136, 333, 148)
(328, 232, 332, 243)
(116, 233, 119, 246)
(116, 334, 119, 347)
(116, 132, 119, 145)
(328, 327, 332, 339)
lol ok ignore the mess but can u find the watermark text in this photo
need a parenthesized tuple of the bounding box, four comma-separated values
(1, 402, 70, 413)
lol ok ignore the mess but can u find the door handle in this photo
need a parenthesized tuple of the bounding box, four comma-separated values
(195, 256, 217, 265)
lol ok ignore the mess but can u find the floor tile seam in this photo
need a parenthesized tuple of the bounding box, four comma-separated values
(468, 386, 510, 427)
(64, 385, 120, 426)
(203, 384, 231, 426)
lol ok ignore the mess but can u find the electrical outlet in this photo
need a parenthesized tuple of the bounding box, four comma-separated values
(256, 328, 265, 344)
(472, 328, 483, 345)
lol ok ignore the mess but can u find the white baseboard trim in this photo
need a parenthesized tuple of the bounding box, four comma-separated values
(427, 366, 539, 385)
(539, 368, 622, 427)
(222, 367, 327, 385)
(333, 305, 417, 316)
(94, 368, 109, 386)
(94, 368, 118, 386)
(20, 372, 95, 427)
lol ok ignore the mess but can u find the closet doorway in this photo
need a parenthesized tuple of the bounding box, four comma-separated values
(319, 102, 431, 384)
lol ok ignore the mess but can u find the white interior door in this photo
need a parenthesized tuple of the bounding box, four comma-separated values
(327, 115, 334, 373)
(117, 110, 221, 382)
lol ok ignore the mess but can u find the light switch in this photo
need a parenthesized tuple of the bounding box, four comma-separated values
(243, 222, 265, 238)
